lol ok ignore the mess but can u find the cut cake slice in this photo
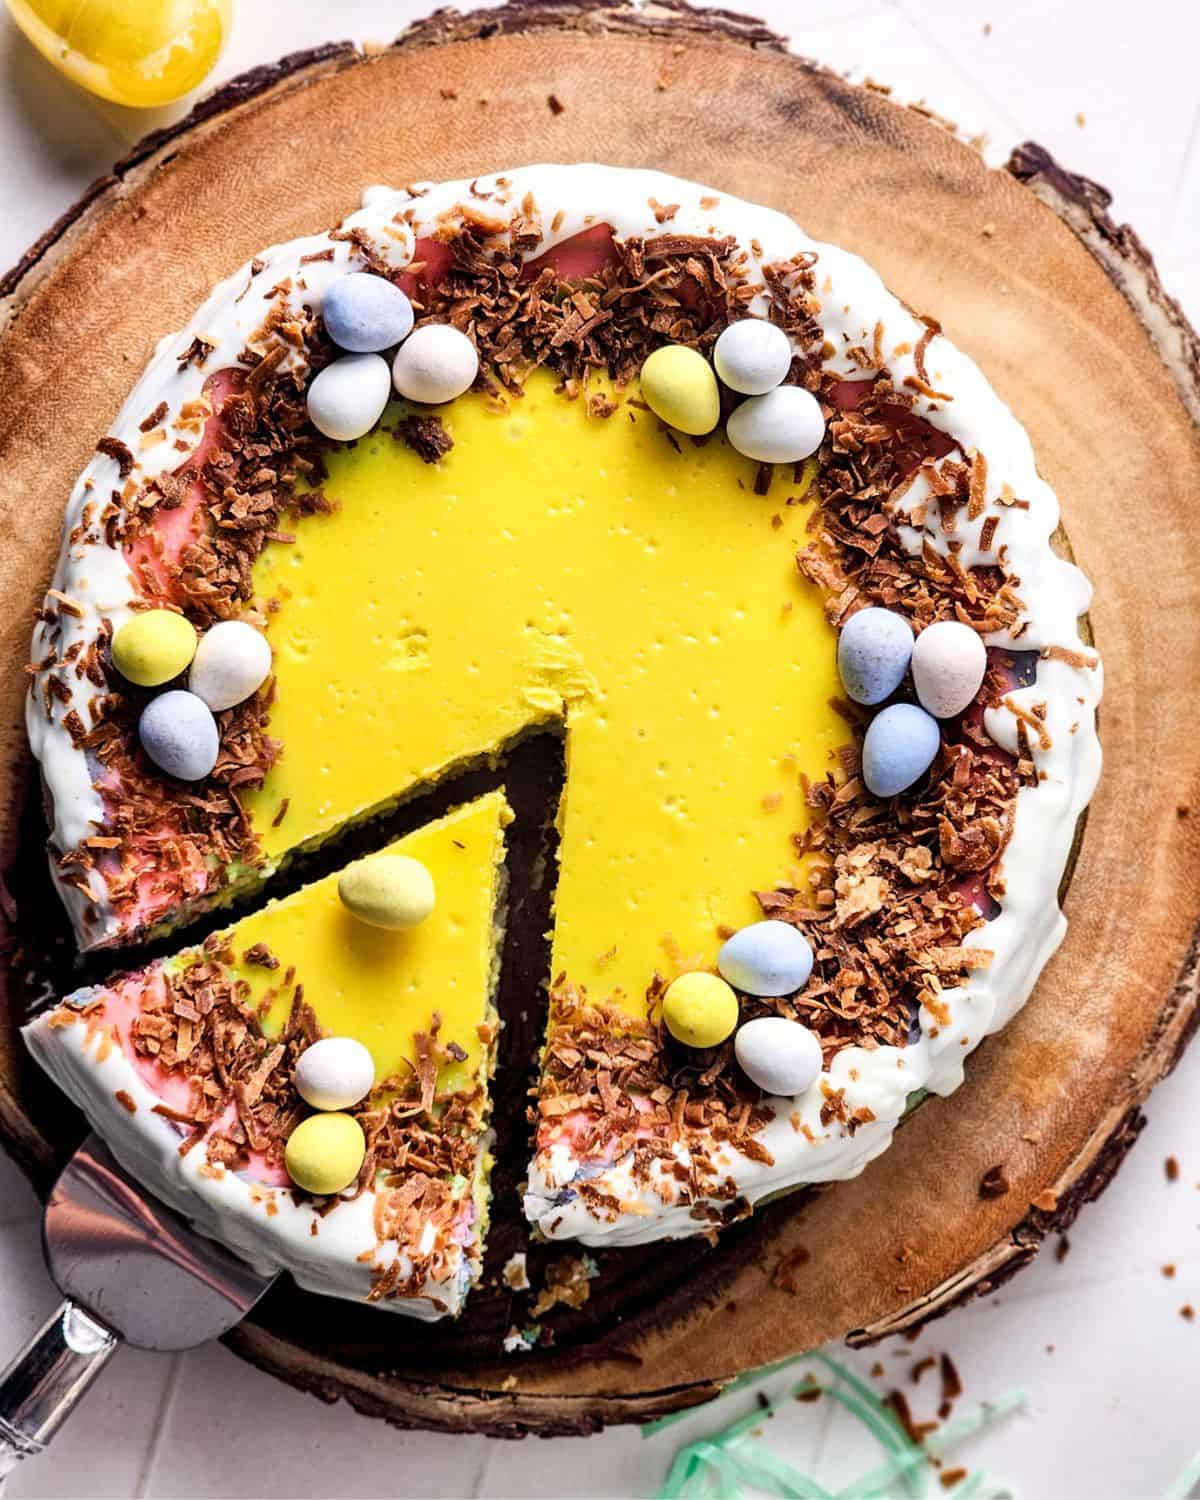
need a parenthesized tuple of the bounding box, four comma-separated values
(23, 791, 510, 1319)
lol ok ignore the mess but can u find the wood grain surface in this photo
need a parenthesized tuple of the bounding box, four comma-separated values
(1, 0, 1197, 1436)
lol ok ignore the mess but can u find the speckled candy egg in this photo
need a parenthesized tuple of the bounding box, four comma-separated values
(284, 1112, 365, 1196)
(138, 690, 219, 781)
(322, 272, 414, 353)
(734, 1016, 823, 1097)
(861, 702, 941, 798)
(837, 607, 915, 706)
(726, 385, 825, 464)
(662, 972, 739, 1049)
(713, 319, 792, 396)
(911, 620, 988, 719)
(189, 620, 272, 712)
(306, 353, 392, 441)
(717, 920, 813, 997)
(391, 323, 479, 405)
(338, 854, 436, 930)
(111, 609, 197, 688)
(295, 1037, 375, 1112)
(639, 345, 720, 435)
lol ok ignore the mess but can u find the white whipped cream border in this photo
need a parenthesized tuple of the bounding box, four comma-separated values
(25, 165, 1101, 1266)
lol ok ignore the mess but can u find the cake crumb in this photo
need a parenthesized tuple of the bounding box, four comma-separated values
(503, 1324, 541, 1354)
(773, 1245, 811, 1294)
(531, 1254, 598, 1316)
(502, 1253, 530, 1292)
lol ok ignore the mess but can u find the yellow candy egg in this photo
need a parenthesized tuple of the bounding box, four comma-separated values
(639, 345, 720, 436)
(111, 609, 197, 687)
(338, 854, 436, 930)
(662, 971, 739, 1049)
(284, 1112, 366, 1196)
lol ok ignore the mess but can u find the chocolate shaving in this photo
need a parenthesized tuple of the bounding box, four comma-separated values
(96, 437, 134, 476)
(397, 414, 454, 464)
(979, 1164, 1010, 1199)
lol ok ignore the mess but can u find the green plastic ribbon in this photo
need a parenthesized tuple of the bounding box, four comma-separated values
(653, 1352, 1023, 1500)
(1164, 1451, 1200, 1500)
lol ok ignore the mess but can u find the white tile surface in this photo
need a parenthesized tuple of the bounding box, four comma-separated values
(0, 1, 1197, 1496)
(140, 1341, 490, 1500)
(0, 1219, 183, 1500)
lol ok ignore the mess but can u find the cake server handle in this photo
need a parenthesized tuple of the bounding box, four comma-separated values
(0, 1299, 118, 1471)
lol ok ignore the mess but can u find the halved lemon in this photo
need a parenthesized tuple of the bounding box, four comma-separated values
(8, 0, 232, 108)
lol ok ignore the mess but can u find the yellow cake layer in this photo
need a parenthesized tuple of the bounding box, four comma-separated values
(247, 374, 843, 1017)
(223, 791, 509, 1093)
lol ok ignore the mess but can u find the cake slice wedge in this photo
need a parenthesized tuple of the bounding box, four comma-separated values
(23, 791, 510, 1320)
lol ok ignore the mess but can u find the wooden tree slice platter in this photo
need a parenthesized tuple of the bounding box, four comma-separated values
(2, 0, 1199, 1438)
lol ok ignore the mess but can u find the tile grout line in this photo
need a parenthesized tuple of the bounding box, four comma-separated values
(883, 0, 1027, 144)
(784, 0, 895, 43)
(1162, 93, 1200, 255)
(470, 1433, 497, 1498)
(133, 1350, 186, 1500)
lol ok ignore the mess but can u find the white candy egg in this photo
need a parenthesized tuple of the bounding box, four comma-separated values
(189, 621, 272, 712)
(306, 353, 392, 441)
(713, 319, 792, 395)
(911, 620, 988, 719)
(392, 324, 479, 404)
(734, 1016, 823, 1097)
(726, 385, 825, 464)
(295, 1037, 376, 1112)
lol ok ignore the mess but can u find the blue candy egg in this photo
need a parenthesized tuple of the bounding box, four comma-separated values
(862, 703, 941, 798)
(139, 690, 219, 781)
(838, 607, 914, 706)
(718, 920, 814, 997)
(322, 272, 414, 353)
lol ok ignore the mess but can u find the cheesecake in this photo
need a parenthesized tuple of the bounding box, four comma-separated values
(24, 164, 1102, 1304)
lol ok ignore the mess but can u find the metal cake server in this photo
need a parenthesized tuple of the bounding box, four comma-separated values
(0, 1133, 276, 1473)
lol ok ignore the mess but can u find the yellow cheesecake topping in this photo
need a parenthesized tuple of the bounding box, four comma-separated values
(228, 791, 509, 1098)
(249, 374, 844, 1019)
